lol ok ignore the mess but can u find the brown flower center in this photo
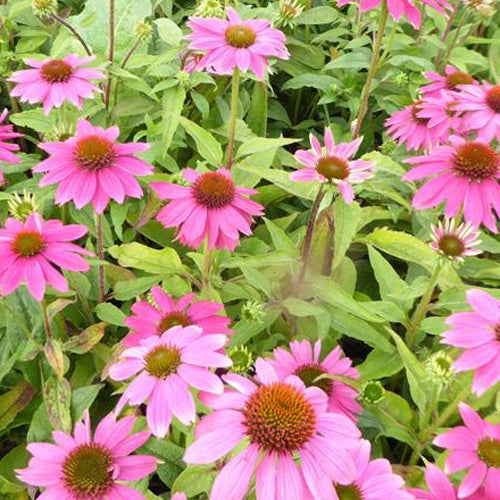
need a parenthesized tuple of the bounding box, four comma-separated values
(411, 101, 429, 125)
(477, 437, 500, 468)
(157, 312, 191, 335)
(225, 25, 257, 48)
(62, 443, 113, 498)
(316, 156, 349, 180)
(40, 59, 73, 83)
(485, 85, 500, 114)
(335, 484, 363, 500)
(452, 142, 499, 181)
(445, 71, 473, 90)
(193, 172, 236, 209)
(75, 135, 116, 171)
(294, 364, 333, 395)
(144, 345, 181, 378)
(243, 382, 316, 452)
(12, 231, 46, 257)
(495, 324, 500, 342)
(438, 234, 465, 257)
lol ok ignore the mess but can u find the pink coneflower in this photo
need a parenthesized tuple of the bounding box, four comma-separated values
(0, 109, 22, 185)
(172, 494, 188, 500)
(184, 358, 362, 499)
(9, 55, 104, 115)
(16, 410, 157, 500)
(268, 339, 362, 422)
(333, 440, 413, 500)
(430, 218, 482, 262)
(441, 289, 500, 396)
(0, 213, 91, 301)
(290, 127, 375, 204)
(186, 8, 289, 79)
(385, 100, 448, 151)
(151, 168, 264, 251)
(123, 286, 232, 347)
(109, 325, 231, 438)
(433, 403, 500, 498)
(33, 119, 153, 213)
(453, 82, 500, 142)
(420, 66, 476, 97)
(336, 0, 450, 29)
(403, 136, 500, 233)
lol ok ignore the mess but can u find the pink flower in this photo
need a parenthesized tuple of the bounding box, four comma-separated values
(402, 136, 500, 233)
(9, 55, 104, 115)
(186, 8, 289, 79)
(184, 358, 362, 499)
(16, 410, 157, 500)
(0, 213, 91, 301)
(268, 339, 362, 422)
(290, 127, 375, 204)
(420, 66, 477, 98)
(0, 109, 22, 185)
(385, 101, 448, 151)
(441, 289, 500, 395)
(433, 403, 500, 498)
(172, 494, 188, 500)
(430, 218, 482, 262)
(151, 168, 264, 251)
(453, 83, 500, 142)
(123, 286, 232, 347)
(336, 0, 450, 29)
(109, 325, 231, 438)
(333, 440, 413, 500)
(33, 119, 153, 213)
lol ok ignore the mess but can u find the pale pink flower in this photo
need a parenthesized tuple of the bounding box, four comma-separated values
(430, 218, 482, 262)
(9, 55, 104, 115)
(333, 440, 413, 500)
(123, 286, 232, 347)
(453, 83, 500, 142)
(433, 403, 500, 498)
(441, 289, 500, 395)
(420, 66, 477, 98)
(151, 168, 264, 251)
(172, 494, 188, 500)
(184, 358, 362, 499)
(268, 339, 362, 422)
(16, 410, 157, 500)
(0, 213, 91, 301)
(186, 8, 289, 79)
(290, 127, 375, 203)
(0, 109, 22, 185)
(403, 136, 500, 233)
(109, 325, 231, 438)
(33, 119, 153, 213)
(336, 0, 450, 29)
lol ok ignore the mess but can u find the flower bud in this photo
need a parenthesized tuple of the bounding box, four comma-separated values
(241, 300, 265, 323)
(275, 0, 304, 28)
(360, 380, 386, 405)
(135, 21, 153, 43)
(228, 346, 254, 374)
(194, 0, 224, 18)
(32, 0, 58, 18)
(8, 190, 39, 221)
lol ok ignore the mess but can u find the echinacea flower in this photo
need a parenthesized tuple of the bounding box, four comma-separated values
(433, 403, 500, 498)
(290, 127, 375, 204)
(151, 168, 264, 251)
(186, 8, 289, 79)
(109, 325, 231, 438)
(430, 218, 482, 261)
(385, 100, 448, 151)
(441, 289, 500, 395)
(0, 213, 91, 301)
(184, 358, 362, 499)
(336, 0, 450, 29)
(9, 55, 104, 115)
(33, 119, 153, 213)
(0, 109, 22, 185)
(453, 82, 500, 142)
(16, 410, 157, 500)
(123, 286, 232, 347)
(420, 66, 476, 97)
(268, 339, 362, 422)
(333, 440, 413, 500)
(403, 136, 500, 233)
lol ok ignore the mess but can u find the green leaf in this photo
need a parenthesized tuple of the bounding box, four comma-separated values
(179, 116, 223, 165)
(95, 303, 126, 326)
(43, 377, 72, 433)
(247, 81, 267, 136)
(358, 349, 403, 379)
(44, 339, 67, 379)
(264, 218, 298, 255)
(236, 137, 298, 159)
(64, 323, 106, 354)
(71, 385, 103, 422)
(159, 86, 186, 160)
(154, 18, 183, 46)
(171, 465, 215, 497)
(332, 198, 360, 270)
(296, 6, 339, 24)
(0, 381, 35, 432)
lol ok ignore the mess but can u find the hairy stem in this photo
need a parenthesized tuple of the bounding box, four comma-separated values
(95, 213, 106, 303)
(51, 14, 92, 57)
(105, 0, 116, 114)
(224, 67, 241, 168)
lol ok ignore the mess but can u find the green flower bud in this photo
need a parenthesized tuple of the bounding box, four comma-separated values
(424, 351, 455, 387)
(380, 137, 398, 155)
(135, 21, 153, 43)
(275, 0, 304, 28)
(194, 0, 224, 18)
(228, 346, 254, 374)
(8, 190, 39, 221)
(394, 71, 409, 87)
(32, 0, 58, 18)
(241, 300, 265, 323)
(360, 380, 386, 405)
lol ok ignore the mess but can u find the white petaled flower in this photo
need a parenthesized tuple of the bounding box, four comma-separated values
(430, 218, 482, 262)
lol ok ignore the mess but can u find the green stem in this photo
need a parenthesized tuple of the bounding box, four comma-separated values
(51, 14, 92, 56)
(434, 2, 460, 68)
(105, 0, 116, 117)
(352, 1, 389, 139)
(40, 300, 52, 339)
(201, 238, 212, 297)
(95, 213, 106, 303)
(224, 67, 241, 168)
(439, 8, 469, 69)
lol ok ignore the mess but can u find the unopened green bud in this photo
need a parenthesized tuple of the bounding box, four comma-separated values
(360, 380, 386, 404)
(394, 71, 409, 87)
(424, 351, 455, 386)
(135, 21, 153, 43)
(32, 0, 58, 18)
(241, 300, 265, 323)
(275, 0, 304, 28)
(194, 0, 224, 18)
(8, 190, 39, 221)
(380, 137, 397, 155)
(228, 346, 253, 374)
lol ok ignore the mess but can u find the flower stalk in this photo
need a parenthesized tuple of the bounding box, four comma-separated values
(224, 67, 241, 168)
(95, 213, 106, 303)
